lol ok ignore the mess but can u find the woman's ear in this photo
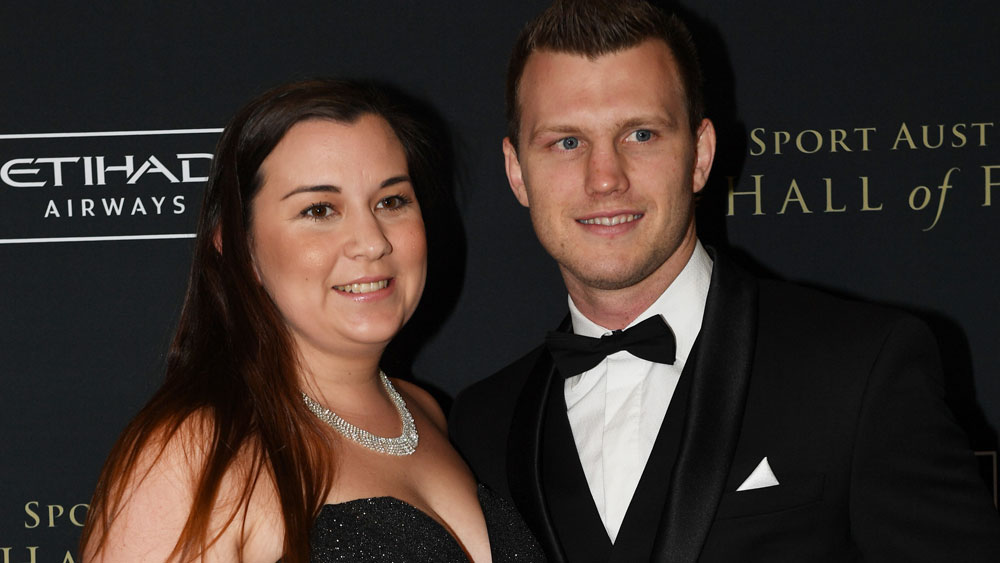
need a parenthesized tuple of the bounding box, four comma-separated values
(212, 227, 223, 254)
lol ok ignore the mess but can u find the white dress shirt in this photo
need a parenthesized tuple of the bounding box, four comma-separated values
(564, 241, 713, 542)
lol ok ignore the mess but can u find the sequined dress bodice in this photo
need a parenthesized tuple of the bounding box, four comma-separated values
(309, 484, 545, 562)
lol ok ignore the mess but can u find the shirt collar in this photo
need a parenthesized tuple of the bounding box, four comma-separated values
(567, 240, 713, 364)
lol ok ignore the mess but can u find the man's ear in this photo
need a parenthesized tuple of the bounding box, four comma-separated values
(502, 137, 530, 208)
(692, 118, 717, 194)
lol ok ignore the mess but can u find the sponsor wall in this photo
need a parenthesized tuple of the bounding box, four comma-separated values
(1, 1, 996, 559)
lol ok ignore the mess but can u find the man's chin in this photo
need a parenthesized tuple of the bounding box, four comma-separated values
(561, 264, 655, 292)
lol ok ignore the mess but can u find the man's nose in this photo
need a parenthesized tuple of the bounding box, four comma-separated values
(584, 142, 628, 195)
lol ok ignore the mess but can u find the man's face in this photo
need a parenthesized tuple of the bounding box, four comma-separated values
(503, 39, 715, 297)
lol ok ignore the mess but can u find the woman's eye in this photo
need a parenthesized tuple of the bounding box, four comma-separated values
(556, 136, 580, 150)
(302, 204, 333, 219)
(376, 195, 411, 211)
(628, 129, 653, 142)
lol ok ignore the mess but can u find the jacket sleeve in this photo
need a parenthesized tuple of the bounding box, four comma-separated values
(849, 316, 1000, 560)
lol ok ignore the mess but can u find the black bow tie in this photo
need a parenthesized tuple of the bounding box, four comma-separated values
(545, 315, 677, 378)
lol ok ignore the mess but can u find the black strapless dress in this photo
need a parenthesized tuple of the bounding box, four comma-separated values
(309, 484, 546, 562)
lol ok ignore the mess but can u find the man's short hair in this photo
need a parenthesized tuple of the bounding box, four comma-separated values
(505, 0, 704, 148)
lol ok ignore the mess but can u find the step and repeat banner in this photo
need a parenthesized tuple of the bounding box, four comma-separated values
(1, 1, 996, 559)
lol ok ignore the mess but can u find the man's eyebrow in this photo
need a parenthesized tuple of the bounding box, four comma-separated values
(535, 125, 580, 135)
(617, 115, 678, 130)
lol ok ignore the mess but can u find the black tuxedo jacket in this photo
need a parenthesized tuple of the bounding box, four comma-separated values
(450, 251, 1000, 562)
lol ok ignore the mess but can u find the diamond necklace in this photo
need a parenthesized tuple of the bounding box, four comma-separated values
(301, 371, 418, 456)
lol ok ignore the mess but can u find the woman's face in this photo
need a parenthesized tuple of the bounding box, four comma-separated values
(249, 115, 427, 366)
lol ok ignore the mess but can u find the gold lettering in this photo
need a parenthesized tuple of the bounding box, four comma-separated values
(823, 178, 846, 212)
(748, 126, 877, 154)
(983, 165, 1000, 206)
(773, 131, 791, 155)
(749, 128, 767, 156)
(727, 175, 765, 216)
(778, 180, 812, 214)
(909, 185, 931, 211)
(855, 127, 876, 151)
(892, 122, 917, 150)
(795, 130, 823, 154)
(62, 551, 76, 563)
(921, 168, 958, 231)
(971, 122, 994, 146)
(951, 124, 967, 148)
(859, 176, 882, 211)
(48, 504, 64, 528)
(23, 502, 40, 529)
(69, 503, 89, 527)
(921, 125, 945, 149)
(830, 129, 850, 152)
(0, 547, 38, 563)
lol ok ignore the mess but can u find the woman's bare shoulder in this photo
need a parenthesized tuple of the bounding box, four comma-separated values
(82, 411, 283, 563)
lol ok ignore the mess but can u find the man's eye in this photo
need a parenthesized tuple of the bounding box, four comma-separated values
(629, 129, 653, 142)
(557, 136, 580, 150)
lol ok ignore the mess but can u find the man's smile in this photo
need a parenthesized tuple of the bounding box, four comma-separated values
(577, 213, 642, 226)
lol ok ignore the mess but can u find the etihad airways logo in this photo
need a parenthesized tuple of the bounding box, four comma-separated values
(0, 128, 220, 244)
(2, 153, 211, 188)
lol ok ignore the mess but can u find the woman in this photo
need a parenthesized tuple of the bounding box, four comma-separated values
(80, 79, 543, 563)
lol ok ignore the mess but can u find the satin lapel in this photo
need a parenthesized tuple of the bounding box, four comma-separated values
(650, 251, 759, 562)
(506, 317, 570, 563)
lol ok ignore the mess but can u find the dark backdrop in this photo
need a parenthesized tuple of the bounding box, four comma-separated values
(1, 2, 996, 559)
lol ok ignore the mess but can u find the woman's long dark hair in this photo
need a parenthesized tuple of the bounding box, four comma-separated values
(81, 79, 440, 563)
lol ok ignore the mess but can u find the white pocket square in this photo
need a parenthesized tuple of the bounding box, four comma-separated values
(736, 457, 780, 491)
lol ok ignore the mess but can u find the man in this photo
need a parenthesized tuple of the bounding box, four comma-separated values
(450, 1, 1000, 561)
